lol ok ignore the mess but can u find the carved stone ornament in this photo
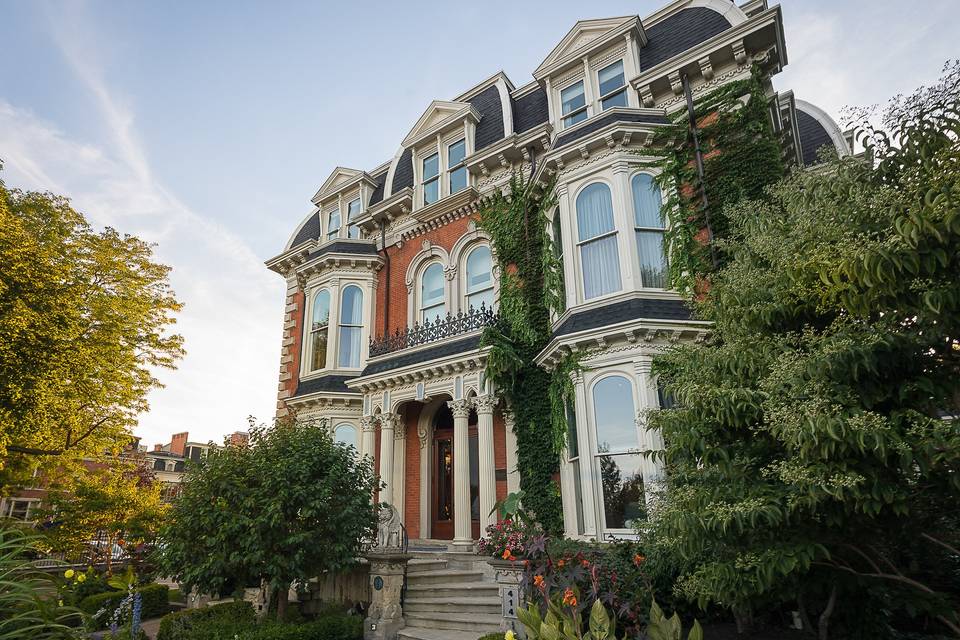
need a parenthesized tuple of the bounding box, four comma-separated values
(360, 415, 377, 432)
(447, 399, 471, 419)
(473, 394, 497, 415)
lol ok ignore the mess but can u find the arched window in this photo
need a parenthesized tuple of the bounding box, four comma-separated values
(631, 174, 667, 288)
(334, 423, 358, 451)
(464, 245, 494, 311)
(338, 285, 363, 368)
(310, 289, 330, 371)
(419, 262, 445, 322)
(576, 183, 622, 299)
(327, 208, 341, 241)
(592, 375, 645, 529)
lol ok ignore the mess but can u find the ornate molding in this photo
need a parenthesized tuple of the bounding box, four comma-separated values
(360, 415, 376, 432)
(379, 412, 399, 431)
(473, 394, 496, 415)
(448, 399, 471, 419)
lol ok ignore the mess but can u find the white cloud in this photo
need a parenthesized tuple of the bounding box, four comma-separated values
(0, 56, 284, 447)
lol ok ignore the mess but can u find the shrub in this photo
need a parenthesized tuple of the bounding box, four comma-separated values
(156, 601, 256, 640)
(477, 517, 541, 560)
(80, 583, 169, 628)
(477, 634, 507, 640)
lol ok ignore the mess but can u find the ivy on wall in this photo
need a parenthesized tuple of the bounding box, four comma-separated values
(649, 65, 786, 295)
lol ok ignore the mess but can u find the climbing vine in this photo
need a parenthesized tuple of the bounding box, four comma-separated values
(648, 65, 786, 295)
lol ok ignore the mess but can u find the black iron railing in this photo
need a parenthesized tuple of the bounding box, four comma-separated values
(369, 303, 498, 358)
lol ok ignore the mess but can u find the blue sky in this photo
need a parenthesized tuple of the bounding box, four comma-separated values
(1, 0, 955, 447)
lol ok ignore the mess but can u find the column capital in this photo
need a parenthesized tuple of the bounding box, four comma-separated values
(360, 415, 377, 432)
(447, 399, 471, 419)
(394, 419, 407, 441)
(473, 394, 497, 416)
(379, 413, 399, 430)
(501, 407, 515, 430)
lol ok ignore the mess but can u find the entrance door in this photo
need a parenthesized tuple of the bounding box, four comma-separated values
(430, 403, 482, 540)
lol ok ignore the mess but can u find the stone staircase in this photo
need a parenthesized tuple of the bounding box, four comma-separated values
(398, 550, 503, 640)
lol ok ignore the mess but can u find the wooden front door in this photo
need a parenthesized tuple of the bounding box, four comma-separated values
(431, 429, 454, 540)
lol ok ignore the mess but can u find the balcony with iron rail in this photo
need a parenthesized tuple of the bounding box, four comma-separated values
(368, 303, 499, 359)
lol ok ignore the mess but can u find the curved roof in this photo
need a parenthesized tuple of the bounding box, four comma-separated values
(795, 99, 850, 166)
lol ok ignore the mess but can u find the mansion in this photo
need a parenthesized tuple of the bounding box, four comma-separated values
(266, 0, 850, 546)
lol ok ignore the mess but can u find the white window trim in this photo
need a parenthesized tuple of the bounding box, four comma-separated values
(404, 245, 452, 327)
(596, 59, 629, 111)
(1, 497, 40, 522)
(411, 124, 475, 209)
(336, 284, 366, 370)
(628, 168, 670, 291)
(300, 276, 374, 377)
(305, 287, 332, 373)
(558, 77, 589, 130)
(572, 179, 623, 303)
(417, 260, 447, 324)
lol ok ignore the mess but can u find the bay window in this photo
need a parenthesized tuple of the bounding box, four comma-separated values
(420, 262, 445, 322)
(592, 375, 646, 530)
(310, 289, 331, 371)
(597, 60, 628, 110)
(631, 173, 667, 288)
(576, 183, 622, 299)
(334, 423, 358, 450)
(561, 80, 587, 128)
(448, 139, 467, 195)
(337, 285, 363, 368)
(464, 245, 494, 311)
(422, 152, 440, 205)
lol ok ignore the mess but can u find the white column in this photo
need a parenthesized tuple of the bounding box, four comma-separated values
(502, 407, 521, 495)
(378, 413, 397, 507)
(449, 399, 472, 548)
(572, 371, 598, 537)
(393, 417, 406, 523)
(360, 415, 376, 459)
(474, 395, 497, 532)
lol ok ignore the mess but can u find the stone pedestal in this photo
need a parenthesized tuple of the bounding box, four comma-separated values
(489, 558, 525, 638)
(364, 551, 411, 640)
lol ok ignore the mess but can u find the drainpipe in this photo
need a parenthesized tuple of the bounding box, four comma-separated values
(379, 220, 390, 335)
(682, 73, 719, 270)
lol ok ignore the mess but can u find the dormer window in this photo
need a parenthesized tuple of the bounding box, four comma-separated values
(326, 208, 341, 241)
(598, 60, 628, 110)
(561, 81, 588, 128)
(422, 153, 440, 205)
(346, 198, 362, 239)
(448, 139, 467, 195)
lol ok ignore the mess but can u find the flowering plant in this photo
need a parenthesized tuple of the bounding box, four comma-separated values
(477, 517, 542, 560)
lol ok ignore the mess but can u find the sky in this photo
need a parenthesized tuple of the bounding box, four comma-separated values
(0, 0, 955, 448)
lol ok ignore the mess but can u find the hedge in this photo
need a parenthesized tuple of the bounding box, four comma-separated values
(79, 583, 170, 629)
(156, 601, 256, 640)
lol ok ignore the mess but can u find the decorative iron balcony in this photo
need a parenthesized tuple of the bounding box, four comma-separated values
(369, 303, 499, 358)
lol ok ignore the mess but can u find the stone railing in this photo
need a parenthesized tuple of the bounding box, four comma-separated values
(369, 303, 499, 358)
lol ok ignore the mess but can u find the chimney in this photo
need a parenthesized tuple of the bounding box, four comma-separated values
(229, 432, 250, 446)
(153, 444, 162, 452)
(170, 432, 188, 456)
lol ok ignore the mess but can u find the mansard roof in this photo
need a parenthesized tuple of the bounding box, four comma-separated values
(795, 99, 850, 166)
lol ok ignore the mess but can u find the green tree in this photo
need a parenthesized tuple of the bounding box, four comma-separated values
(646, 64, 960, 638)
(0, 177, 184, 487)
(155, 417, 380, 618)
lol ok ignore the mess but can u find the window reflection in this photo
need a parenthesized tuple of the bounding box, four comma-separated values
(599, 454, 646, 529)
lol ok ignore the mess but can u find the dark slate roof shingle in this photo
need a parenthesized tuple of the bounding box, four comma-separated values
(554, 111, 670, 148)
(361, 335, 482, 376)
(369, 170, 388, 205)
(796, 109, 835, 167)
(552, 297, 693, 337)
(512, 87, 550, 134)
(306, 240, 378, 261)
(391, 147, 414, 194)
(639, 7, 731, 70)
(294, 374, 359, 397)
(290, 212, 320, 248)
(469, 85, 506, 151)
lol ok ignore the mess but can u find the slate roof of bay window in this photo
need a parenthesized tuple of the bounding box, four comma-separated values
(554, 111, 671, 148)
(469, 85, 507, 151)
(796, 109, 835, 167)
(391, 147, 414, 193)
(290, 211, 320, 247)
(361, 335, 483, 376)
(513, 87, 550, 134)
(305, 240, 379, 261)
(552, 297, 693, 337)
(639, 7, 732, 69)
(369, 170, 388, 205)
(294, 374, 359, 396)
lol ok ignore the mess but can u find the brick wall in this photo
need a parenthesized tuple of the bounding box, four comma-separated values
(276, 277, 305, 416)
(170, 432, 188, 456)
(376, 215, 475, 336)
(494, 411, 507, 502)
(403, 405, 422, 539)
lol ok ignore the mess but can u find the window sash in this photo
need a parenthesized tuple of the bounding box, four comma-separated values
(579, 235, 622, 299)
(449, 166, 467, 194)
(326, 211, 341, 240)
(448, 139, 466, 167)
(563, 107, 588, 128)
(422, 153, 440, 180)
(423, 177, 439, 204)
(347, 198, 362, 238)
(635, 229, 667, 289)
(561, 81, 586, 115)
(421, 301, 446, 323)
(601, 89, 628, 111)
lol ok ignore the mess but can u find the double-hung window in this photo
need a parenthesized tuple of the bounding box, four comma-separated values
(592, 375, 646, 530)
(561, 80, 588, 128)
(310, 289, 330, 371)
(337, 286, 363, 368)
(420, 262, 445, 322)
(631, 174, 667, 288)
(576, 183, 622, 299)
(448, 139, 468, 195)
(565, 399, 585, 535)
(464, 245, 494, 311)
(597, 60, 628, 110)
(326, 208, 341, 241)
(422, 152, 440, 205)
(346, 198, 362, 239)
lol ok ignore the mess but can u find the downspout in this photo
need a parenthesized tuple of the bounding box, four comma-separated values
(682, 73, 719, 270)
(379, 220, 390, 335)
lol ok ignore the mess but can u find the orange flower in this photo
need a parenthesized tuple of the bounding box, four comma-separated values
(581, 559, 590, 567)
(533, 575, 545, 590)
(557, 559, 565, 568)
(502, 549, 513, 561)
(632, 553, 646, 566)
(562, 588, 577, 607)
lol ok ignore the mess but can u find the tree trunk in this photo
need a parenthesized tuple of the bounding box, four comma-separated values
(818, 585, 837, 640)
(797, 592, 815, 635)
(275, 581, 289, 621)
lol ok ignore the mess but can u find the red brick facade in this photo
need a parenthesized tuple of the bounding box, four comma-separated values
(276, 283, 305, 416)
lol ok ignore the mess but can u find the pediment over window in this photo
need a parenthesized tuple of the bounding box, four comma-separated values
(534, 16, 646, 80)
(312, 167, 375, 205)
(402, 100, 481, 148)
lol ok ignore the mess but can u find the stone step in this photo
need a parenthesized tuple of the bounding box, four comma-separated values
(404, 611, 503, 633)
(397, 627, 481, 640)
(406, 559, 447, 574)
(405, 569, 485, 585)
(405, 581, 499, 599)
(404, 595, 501, 614)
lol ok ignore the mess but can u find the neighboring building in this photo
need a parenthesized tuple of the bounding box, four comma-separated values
(265, 0, 851, 545)
(144, 431, 248, 501)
